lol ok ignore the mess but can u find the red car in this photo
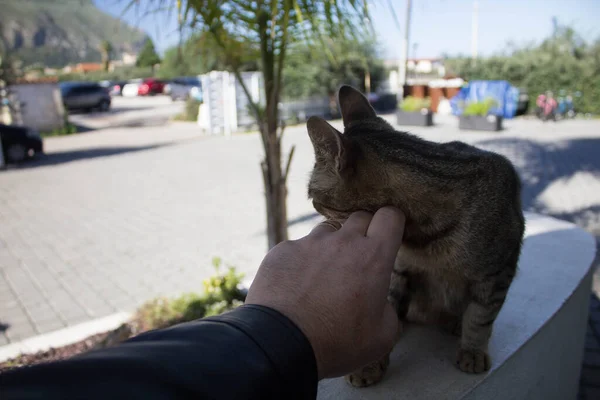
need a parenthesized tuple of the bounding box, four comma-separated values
(138, 78, 165, 96)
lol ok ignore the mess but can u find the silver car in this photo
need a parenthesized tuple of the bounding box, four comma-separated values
(165, 77, 202, 101)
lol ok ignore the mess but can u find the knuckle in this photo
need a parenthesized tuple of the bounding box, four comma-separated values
(377, 206, 404, 223)
(276, 238, 299, 252)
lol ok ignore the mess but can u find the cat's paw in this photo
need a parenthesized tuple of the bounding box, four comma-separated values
(344, 356, 389, 388)
(456, 348, 490, 373)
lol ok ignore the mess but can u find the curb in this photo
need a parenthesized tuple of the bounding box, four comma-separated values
(0, 312, 131, 363)
(0, 279, 256, 364)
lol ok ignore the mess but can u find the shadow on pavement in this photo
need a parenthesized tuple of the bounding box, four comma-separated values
(14, 144, 171, 169)
(118, 117, 172, 128)
(474, 137, 600, 227)
(68, 106, 149, 117)
(0, 321, 9, 332)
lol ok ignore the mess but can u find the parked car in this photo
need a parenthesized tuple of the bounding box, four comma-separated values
(60, 82, 111, 112)
(0, 124, 43, 163)
(122, 79, 142, 97)
(138, 78, 165, 96)
(108, 81, 128, 96)
(164, 77, 202, 101)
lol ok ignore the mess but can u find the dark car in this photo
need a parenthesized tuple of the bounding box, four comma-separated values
(60, 82, 111, 112)
(0, 124, 43, 163)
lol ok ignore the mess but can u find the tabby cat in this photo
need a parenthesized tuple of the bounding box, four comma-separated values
(307, 85, 525, 387)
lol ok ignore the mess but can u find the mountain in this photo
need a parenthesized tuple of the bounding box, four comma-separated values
(0, 0, 148, 67)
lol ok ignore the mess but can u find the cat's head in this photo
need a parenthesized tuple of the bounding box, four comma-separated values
(307, 85, 395, 219)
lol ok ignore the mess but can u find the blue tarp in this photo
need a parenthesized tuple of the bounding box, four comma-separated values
(449, 80, 519, 119)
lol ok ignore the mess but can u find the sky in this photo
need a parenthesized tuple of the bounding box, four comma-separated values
(96, 0, 600, 59)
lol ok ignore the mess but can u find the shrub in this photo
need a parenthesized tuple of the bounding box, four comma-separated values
(133, 257, 245, 331)
(174, 97, 202, 122)
(399, 96, 431, 112)
(462, 98, 498, 116)
(41, 115, 78, 137)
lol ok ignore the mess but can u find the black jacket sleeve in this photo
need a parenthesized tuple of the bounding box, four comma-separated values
(0, 305, 318, 400)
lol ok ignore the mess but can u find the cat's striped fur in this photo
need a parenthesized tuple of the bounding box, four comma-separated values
(307, 86, 525, 387)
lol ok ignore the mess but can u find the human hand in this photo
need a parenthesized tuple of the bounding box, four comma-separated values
(245, 207, 406, 379)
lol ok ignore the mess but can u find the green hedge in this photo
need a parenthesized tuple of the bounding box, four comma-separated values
(445, 25, 600, 114)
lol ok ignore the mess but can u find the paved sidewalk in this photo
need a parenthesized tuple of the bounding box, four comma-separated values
(0, 116, 599, 394)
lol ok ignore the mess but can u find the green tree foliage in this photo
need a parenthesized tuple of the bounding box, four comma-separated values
(158, 32, 259, 79)
(134, 0, 370, 249)
(136, 38, 161, 70)
(57, 66, 154, 82)
(445, 24, 600, 114)
(283, 35, 385, 100)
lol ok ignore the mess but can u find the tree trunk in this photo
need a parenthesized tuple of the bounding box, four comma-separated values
(261, 138, 288, 249)
(261, 102, 288, 249)
(256, 8, 291, 250)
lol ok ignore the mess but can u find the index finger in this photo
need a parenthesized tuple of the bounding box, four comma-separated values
(366, 207, 406, 252)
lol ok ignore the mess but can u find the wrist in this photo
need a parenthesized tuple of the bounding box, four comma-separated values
(245, 301, 329, 378)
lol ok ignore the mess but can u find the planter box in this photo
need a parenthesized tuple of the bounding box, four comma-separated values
(459, 115, 503, 131)
(428, 87, 444, 113)
(444, 86, 461, 100)
(396, 110, 433, 127)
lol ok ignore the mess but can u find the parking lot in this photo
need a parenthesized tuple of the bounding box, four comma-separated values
(67, 96, 184, 131)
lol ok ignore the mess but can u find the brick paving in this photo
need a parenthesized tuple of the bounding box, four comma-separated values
(1, 115, 599, 393)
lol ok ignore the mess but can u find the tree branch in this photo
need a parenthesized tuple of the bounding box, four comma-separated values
(271, 1, 291, 117)
(283, 145, 295, 183)
(277, 120, 286, 143)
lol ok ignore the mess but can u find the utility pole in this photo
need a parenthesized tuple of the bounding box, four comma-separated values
(398, 0, 412, 100)
(471, 0, 479, 62)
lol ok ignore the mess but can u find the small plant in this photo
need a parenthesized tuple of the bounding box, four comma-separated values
(462, 98, 498, 117)
(133, 258, 245, 331)
(41, 112, 78, 137)
(399, 96, 431, 112)
(41, 123, 77, 137)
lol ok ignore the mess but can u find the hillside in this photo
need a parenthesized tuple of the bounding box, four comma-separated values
(0, 0, 148, 67)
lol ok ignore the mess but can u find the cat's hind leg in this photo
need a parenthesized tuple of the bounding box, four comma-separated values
(457, 271, 513, 373)
(345, 354, 390, 388)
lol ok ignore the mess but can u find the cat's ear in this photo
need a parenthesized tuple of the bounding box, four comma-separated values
(338, 85, 377, 127)
(307, 116, 346, 171)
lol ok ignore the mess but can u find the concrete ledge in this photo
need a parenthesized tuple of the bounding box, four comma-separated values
(0, 312, 131, 363)
(318, 212, 597, 400)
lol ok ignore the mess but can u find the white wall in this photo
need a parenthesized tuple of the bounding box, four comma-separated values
(10, 83, 65, 132)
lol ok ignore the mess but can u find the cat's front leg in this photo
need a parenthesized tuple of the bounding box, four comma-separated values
(457, 280, 509, 373)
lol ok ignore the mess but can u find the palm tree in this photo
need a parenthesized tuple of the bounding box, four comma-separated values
(99, 40, 113, 72)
